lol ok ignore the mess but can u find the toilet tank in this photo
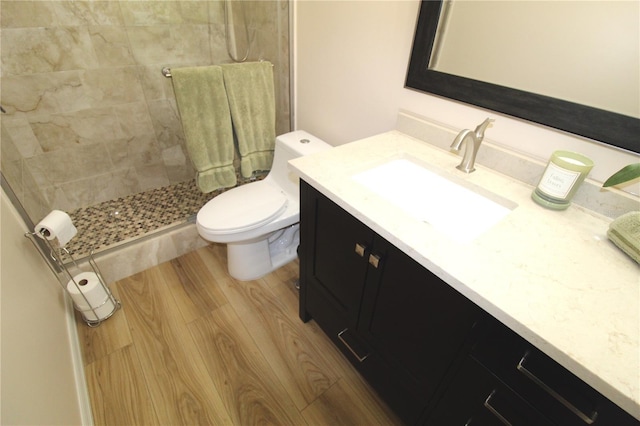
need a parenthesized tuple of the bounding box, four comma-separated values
(268, 130, 331, 198)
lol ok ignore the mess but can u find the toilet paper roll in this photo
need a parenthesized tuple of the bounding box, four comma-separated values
(67, 272, 116, 322)
(34, 210, 77, 247)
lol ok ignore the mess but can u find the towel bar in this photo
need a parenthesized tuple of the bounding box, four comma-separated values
(162, 61, 273, 78)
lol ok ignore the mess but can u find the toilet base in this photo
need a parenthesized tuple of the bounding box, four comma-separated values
(226, 224, 300, 281)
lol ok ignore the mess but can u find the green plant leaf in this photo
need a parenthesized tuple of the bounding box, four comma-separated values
(603, 163, 640, 187)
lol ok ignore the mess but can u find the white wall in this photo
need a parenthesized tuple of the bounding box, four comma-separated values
(292, 0, 639, 189)
(1, 189, 88, 425)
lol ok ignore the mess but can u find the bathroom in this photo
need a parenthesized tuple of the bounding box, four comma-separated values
(2, 1, 639, 424)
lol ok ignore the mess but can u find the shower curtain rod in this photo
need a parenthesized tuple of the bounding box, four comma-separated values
(161, 61, 273, 78)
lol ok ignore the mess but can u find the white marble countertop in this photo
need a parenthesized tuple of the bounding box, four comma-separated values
(289, 130, 640, 419)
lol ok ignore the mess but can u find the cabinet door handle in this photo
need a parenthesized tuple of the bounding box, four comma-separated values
(517, 351, 598, 424)
(354, 243, 367, 257)
(368, 253, 381, 268)
(337, 328, 369, 362)
(483, 390, 512, 426)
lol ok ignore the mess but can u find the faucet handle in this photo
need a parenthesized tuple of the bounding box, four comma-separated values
(479, 117, 494, 128)
(475, 118, 494, 138)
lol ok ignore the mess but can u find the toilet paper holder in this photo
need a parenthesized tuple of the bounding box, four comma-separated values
(25, 230, 121, 327)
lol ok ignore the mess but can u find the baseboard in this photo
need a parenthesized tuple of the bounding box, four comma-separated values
(65, 295, 95, 426)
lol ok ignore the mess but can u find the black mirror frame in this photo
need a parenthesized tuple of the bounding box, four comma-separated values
(406, 1, 640, 154)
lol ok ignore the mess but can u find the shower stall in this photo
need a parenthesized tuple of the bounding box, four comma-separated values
(1, 1, 291, 274)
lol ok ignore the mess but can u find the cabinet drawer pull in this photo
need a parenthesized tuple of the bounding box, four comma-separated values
(354, 243, 367, 257)
(517, 352, 598, 424)
(483, 390, 512, 426)
(368, 253, 381, 268)
(337, 328, 369, 362)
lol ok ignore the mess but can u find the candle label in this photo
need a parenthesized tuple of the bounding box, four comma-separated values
(537, 162, 580, 198)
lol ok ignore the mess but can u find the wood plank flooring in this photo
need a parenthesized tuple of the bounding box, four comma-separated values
(77, 243, 402, 425)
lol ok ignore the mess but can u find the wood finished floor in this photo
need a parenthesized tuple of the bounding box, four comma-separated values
(77, 243, 402, 425)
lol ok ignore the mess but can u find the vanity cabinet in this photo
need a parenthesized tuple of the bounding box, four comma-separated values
(299, 181, 484, 424)
(298, 180, 639, 426)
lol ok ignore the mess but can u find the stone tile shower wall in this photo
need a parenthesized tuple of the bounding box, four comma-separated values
(0, 0, 290, 223)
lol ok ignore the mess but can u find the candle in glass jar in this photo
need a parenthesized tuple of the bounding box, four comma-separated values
(532, 150, 594, 210)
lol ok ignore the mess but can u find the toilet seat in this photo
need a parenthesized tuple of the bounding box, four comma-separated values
(197, 182, 288, 235)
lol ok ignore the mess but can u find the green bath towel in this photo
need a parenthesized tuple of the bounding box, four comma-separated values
(608, 211, 640, 264)
(172, 65, 237, 193)
(222, 62, 276, 178)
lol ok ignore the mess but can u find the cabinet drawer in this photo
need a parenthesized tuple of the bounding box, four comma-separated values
(427, 357, 553, 425)
(473, 321, 638, 426)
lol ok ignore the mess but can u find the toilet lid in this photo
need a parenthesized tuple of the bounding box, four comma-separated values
(198, 182, 288, 234)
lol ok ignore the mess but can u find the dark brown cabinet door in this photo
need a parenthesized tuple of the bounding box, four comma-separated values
(299, 180, 373, 329)
(358, 236, 483, 404)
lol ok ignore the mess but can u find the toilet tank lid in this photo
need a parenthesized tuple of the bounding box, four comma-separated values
(276, 130, 332, 156)
(197, 182, 288, 234)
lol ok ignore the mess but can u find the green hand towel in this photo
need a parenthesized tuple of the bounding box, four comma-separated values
(172, 65, 237, 193)
(221, 61, 276, 178)
(607, 211, 640, 264)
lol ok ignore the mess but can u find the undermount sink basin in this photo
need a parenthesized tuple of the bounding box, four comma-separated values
(352, 157, 516, 243)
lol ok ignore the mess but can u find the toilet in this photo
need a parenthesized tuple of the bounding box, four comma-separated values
(196, 130, 331, 281)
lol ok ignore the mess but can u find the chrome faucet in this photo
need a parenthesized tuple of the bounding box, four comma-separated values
(450, 118, 494, 173)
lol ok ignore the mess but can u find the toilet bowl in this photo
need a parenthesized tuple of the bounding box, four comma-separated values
(196, 130, 331, 280)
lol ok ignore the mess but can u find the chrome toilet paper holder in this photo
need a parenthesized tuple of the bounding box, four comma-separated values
(25, 230, 121, 327)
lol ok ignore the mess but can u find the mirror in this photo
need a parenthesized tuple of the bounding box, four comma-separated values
(406, 1, 640, 154)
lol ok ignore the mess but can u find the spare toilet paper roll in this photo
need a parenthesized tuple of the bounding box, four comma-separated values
(67, 272, 115, 321)
(34, 210, 77, 247)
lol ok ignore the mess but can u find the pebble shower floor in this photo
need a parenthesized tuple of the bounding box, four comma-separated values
(66, 175, 263, 259)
